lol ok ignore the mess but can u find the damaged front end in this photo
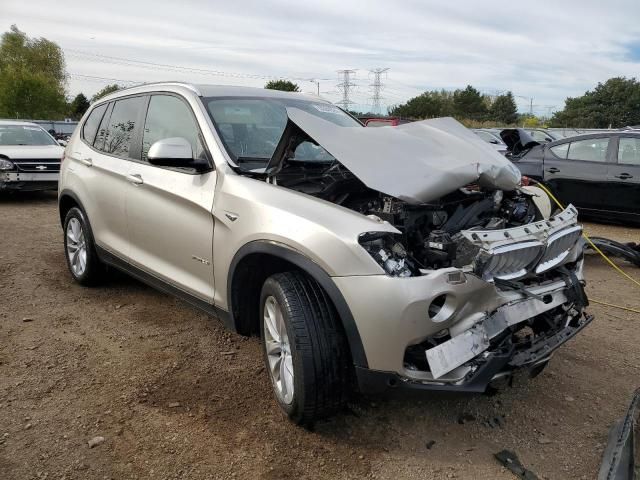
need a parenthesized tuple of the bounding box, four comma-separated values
(226, 102, 592, 393)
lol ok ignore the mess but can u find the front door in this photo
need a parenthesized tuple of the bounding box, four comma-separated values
(125, 94, 216, 302)
(543, 136, 612, 213)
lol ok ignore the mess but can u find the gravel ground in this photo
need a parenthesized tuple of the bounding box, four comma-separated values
(1, 191, 639, 480)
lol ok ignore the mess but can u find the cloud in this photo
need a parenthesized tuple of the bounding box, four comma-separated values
(2, 0, 640, 114)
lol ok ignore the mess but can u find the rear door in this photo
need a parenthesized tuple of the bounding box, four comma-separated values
(543, 136, 612, 212)
(68, 96, 146, 258)
(125, 93, 216, 302)
(606, 134, 640, 221)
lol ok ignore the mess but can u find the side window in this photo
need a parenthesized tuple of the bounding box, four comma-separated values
(567, 138, 609, 162)
(618, 137, 640, 166)
(100, 96, 145, 159)
(81, 103, 107, 145)
(142, 95, 207, 162)
(550, 143, 569, 159)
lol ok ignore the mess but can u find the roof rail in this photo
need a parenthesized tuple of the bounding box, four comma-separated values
(105, 81, 202, 97)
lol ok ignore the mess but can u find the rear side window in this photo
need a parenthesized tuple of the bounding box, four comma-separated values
(618, 137, 640, 165)
(567, 138, 609, 162)
(99, 96, 145, 159)
(142, 95, 207, 162)
(550, 143, 569, 159)
(82, 103, 107, 144)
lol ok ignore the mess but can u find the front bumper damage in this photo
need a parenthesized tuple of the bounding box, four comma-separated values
(1, 172, 59, 191)
(336, 205, 592, 395)
(355, 273, 592, 394)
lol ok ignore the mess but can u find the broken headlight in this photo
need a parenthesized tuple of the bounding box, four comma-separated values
(358, 232, 417, 277)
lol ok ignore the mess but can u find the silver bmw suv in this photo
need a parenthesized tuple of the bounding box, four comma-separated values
(59, 82, 591, 425)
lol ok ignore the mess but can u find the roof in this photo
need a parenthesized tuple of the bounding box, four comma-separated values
(0, 120, 40, 127)
(96, 81, 326, 103)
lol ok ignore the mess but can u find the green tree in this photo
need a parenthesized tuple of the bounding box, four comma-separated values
(453, 85, 487, 121)
(0, 25, 67, 119)
(489, 92, 518, 125)
(69, 93, 90, 119)
(389, 90, 454, 119)
(91, 84, 121, 103)
(550, 77, 640, 128)
(264, 79, 300, 92)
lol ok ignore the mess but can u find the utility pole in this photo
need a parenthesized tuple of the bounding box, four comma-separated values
(369, 68, 389, 114)
(336, 69, 357, 110)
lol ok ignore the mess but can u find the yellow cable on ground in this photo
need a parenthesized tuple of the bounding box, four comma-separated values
(529, 180, 640, 315)
(590, 299, 640, 315)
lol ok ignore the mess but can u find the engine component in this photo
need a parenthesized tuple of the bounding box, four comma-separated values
(359, 233, 416, 277)
(424, 230, 456, 268)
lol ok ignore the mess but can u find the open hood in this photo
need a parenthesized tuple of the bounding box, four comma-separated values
(279, 109, 521, 204)
(499, 128, 540, 155)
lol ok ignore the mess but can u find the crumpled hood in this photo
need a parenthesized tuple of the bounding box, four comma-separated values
(286, 109, 521, 204)
(0, 145, 64, 160)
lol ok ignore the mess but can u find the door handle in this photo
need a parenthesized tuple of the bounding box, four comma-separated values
(126, 173, 144, 185)
(547, 167, 560, 173)
(78, 156, 93, 167)
(614, 173, 633, 180)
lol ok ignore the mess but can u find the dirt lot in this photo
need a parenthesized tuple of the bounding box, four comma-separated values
(1, 192, 639, 480)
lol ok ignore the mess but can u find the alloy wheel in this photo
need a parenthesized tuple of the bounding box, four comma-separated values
(66, 217, 87, 277)
(263, 295, 294, 404)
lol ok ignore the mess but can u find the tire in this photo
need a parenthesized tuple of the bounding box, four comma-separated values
(63, 206, 104, 286)
(260, 271, 350, 425)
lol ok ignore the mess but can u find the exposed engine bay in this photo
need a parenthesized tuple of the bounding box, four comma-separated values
(274, 158, 542, 278)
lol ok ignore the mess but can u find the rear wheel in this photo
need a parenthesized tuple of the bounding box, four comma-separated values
(260, 272, 350, 425)
(63, 207, 104, 286)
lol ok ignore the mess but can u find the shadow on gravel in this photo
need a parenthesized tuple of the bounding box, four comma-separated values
(0, 190, 57, 205)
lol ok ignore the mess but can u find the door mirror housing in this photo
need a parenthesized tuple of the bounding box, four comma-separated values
(147, 137, 193, 167)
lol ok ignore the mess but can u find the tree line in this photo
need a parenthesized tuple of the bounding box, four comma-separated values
(388, 86, 519, 125)
(2, 25, 639, 129)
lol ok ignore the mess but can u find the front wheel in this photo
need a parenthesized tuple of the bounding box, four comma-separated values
(260, 272, 351, 425)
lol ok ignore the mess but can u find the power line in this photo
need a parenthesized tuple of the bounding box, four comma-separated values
(66, 48, 332, 84)
(369, 68, 389, 114)
(336, 69, 357, 110)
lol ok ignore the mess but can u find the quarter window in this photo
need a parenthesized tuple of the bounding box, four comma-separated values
(567, 138, 609, 162)
(99, 96, 145, 159)
(82, 103, 107, 144)
(618, 137, 640, 166)
(142, 95, 206, 162)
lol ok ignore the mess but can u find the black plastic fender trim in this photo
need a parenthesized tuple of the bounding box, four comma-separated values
(227, 240, 369, 368)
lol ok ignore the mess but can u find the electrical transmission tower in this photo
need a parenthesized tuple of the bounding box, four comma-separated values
(336, 69, 357, 110)
(369, 68, 389, 114)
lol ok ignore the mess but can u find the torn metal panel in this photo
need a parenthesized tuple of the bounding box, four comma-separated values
(285, 108, 521, 204)
(598, 387, 640, 480)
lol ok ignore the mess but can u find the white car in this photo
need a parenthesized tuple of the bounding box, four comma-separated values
(0, 120, 65, 191)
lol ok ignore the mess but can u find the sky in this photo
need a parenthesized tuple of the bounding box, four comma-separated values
(2, 0, 640, 116)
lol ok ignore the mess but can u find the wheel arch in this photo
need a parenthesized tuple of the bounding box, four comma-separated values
(227, 240, 368, 368)
(58, 189, 86, 227)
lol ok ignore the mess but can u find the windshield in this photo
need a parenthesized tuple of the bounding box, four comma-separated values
(0, 125, 58, 146)
(204, 97, 361, 167)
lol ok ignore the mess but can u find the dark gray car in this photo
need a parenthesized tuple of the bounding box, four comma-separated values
(513, 132, 640, 224)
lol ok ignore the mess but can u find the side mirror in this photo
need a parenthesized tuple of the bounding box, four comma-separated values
(57, 140, 67, 147)
(147, 137, 193, 167)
